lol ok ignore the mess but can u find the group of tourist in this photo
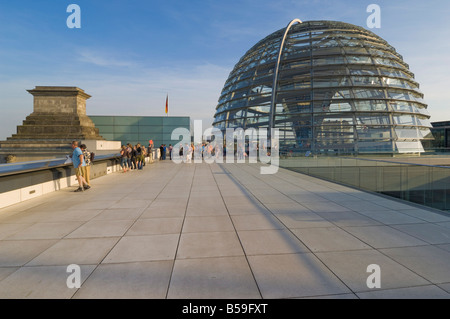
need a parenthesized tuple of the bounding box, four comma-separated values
(71, 141, 93, 192)
(71, 139, 248, 193)
(159, 144, 172, 160)
(119, 143, 151, 172)
(176, 142, 223, 162)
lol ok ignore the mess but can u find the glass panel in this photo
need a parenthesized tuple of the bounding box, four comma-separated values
(313, 56, 346, 66)
(352, 76, 382, 86)
(358, 140, 393, 152)
(356, 116, 390, 125)
(395, 128, 420, 139)
(354, 100, 387, 111)
(328, 102, 352, 112)
(415, 117, 432, 128)
(419, 128, 433, 139)
(349, 68, 378, 76)
(313, 77, 350, 87)
(390, 101, 413, 113)
(395, 141, 424, 153)
(347, 55, 372, 64)
(139, 117, 163, 125)
(357, 126, 392, 139)
(393, 115, 416, 125)
(353, 89, 385, 99)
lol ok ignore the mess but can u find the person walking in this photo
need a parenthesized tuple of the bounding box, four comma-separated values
(80, 144, 92, 187)
(71, 141, 90, 192)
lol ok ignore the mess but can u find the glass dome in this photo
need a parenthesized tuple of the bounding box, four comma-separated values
(212, 20, 432, 154)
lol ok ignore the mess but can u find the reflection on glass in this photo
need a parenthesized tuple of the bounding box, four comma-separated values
(213, 20, 431, 155)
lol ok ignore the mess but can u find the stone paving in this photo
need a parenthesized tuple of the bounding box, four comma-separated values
(0, 160, 449, 299)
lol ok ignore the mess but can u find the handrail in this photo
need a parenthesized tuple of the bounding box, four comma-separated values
(0, 153, 120, 177)
(338, 156, 450, 169)
(280, 154, 450, 169)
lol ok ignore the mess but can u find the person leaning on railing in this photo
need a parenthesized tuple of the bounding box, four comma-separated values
(71, 141, 90, 192)
(80, 144, 92, 187)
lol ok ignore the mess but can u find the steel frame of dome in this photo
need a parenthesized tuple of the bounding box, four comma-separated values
(212, 20, 433, 155)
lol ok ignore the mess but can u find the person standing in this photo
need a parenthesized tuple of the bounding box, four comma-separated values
(71, 141, 90, 192)
(120, 145, 128, 172)
(126, 143, 132, 169)
(80, 144, 92, 187)
(148, 143, 153, 163)
(141, 144, 147, 167)
(131, 145, 138, 169)
(169, 144, 173, 160)
(136, 143, 143, 170)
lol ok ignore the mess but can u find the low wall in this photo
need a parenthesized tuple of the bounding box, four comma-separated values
(0, 155, 122, 209)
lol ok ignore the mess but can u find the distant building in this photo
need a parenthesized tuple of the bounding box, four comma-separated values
(422, 121, 450, 151)
(89, 115, 191, 147)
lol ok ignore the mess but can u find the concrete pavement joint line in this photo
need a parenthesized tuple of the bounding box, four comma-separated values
(210, 163, 263, 299)
(164, 163, 196, 299)
(219, 163, 356, 298)
(71, 162, 184, 299)
(236, 164, 446, 293)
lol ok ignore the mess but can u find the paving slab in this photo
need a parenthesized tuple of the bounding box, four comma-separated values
(379, 245, 450, 284)
(238, 229, 309, 255)
(26, 237, 120, 266)
(102, 234, 179, 264)
(391, 223, 450, 245)
(315, 249, 430, 292)
(343, 225, 428, 248)
(247, 253, 352, 298)
(126, 217, 183, 236)
(0, 239, 57, 267)
(6, 221, 84, 240)
(357, 210, 425, 225)
(65, 219, 134, 238)
(0, 265, 96, 299)
(176, 231, 244, 259)
(167, 256, 261, 299)
(182, 216, 234, 233)
(73, 261, 173, 299)
(290, 227, 371, 252)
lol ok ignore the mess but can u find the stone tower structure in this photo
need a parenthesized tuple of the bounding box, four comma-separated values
(0, 86, 105, 163)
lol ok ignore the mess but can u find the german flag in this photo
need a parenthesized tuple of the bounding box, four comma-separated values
(165, 94, 168, 115)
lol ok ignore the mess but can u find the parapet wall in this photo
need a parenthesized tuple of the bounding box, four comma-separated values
(0, 155, 122, 209)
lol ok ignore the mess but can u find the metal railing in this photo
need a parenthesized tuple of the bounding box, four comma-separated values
(0, 153, 120, 177)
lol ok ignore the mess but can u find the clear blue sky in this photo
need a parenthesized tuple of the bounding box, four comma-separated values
(1, 0, 449, 140)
